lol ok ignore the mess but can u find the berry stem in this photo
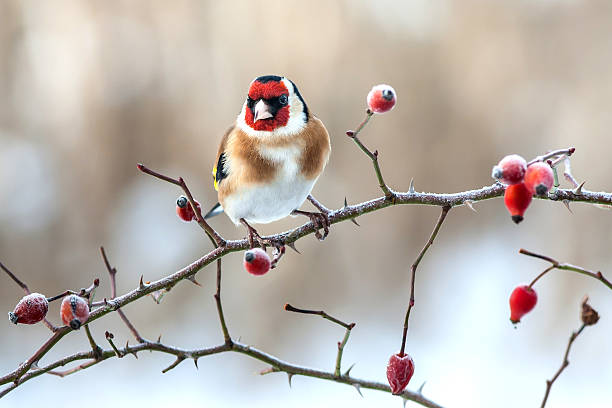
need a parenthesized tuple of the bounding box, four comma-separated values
(520, 249, 612, 291)
(347, 111, 395, 199)
(399, 206, 451, 356)
(562, 157, 580, 188)
(540, 323, 587, 408)
(528, 266, 555, 289)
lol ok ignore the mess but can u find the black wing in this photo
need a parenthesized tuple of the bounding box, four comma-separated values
(215, 152, 228, 188)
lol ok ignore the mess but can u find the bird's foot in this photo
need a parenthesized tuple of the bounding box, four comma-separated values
(292, 209, 330, 241)
(240, 218, 284, 250)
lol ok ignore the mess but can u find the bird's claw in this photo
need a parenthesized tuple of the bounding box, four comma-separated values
(300, 211, 330, 241)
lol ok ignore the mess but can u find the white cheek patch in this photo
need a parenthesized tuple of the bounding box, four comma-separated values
(236, 77, 307, 139)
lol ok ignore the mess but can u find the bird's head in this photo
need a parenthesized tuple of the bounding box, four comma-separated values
(237, 75, 309, 136)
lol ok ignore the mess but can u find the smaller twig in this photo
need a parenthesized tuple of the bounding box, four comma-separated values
(214, 259, 232, 345)
(283, 303, 355, 377)
(47, 279, 101, 303)
(162, 356, 186, 374)
(136, 163, 225, 246)
(400, 206, 450, 356)
(105, 332, 123, 358)
(528, 147, 575, 166)
(519, 249, 612, 291)
(1, 261, 58, 332)
(47, 359, 98, 378)
(346, 111, 394, 199)
(335, 325, 354, 377)
(562, 157, 580, 189)
(540, 324, 586, 408)
(0, 261, 29, 293)
(100, 246, 144, 343)
(83, 325, 103, 360)
(284, 304, 354, 330)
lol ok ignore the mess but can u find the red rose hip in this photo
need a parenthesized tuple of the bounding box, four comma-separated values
(504, 183, 532, 224)
(8, 293, 49, 325)
(492, 154, 527, 185)
(386, 353, 415, 395)
(243, 248, 271, 276)
(60, 295, 90, 329)
(524, 162, 554, 196)
(509, 285, 537, 324)
(176, 196, 201, 222)
(367, 84, 397, 114)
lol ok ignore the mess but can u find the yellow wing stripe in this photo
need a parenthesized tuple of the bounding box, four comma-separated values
(212, 166, 219, 191)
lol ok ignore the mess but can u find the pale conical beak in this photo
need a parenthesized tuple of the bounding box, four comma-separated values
(253, 99, 273, 122)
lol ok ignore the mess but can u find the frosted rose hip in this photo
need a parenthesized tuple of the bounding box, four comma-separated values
(60, 295, 90, 329)
(524, 162, 554, 196)
(244, 248, 271, 276)
(386, 353, 415, 395)
(492, 154, 527, 185)
(8, 293, 49, 325)
(367, 84, 397, 114)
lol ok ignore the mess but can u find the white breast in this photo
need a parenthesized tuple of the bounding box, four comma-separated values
(222, 144, 317, 225)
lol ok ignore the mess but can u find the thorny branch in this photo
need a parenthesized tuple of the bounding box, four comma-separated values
(2, 128, 611, 406)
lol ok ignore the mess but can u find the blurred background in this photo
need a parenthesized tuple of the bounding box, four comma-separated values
(1, 1, 611, 407)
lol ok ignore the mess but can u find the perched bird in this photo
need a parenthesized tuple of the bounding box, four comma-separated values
(205, 75, 331, 247)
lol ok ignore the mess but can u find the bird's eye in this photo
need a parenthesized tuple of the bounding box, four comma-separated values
(278, 95, 288, 105)
(246, 97, 255, 108)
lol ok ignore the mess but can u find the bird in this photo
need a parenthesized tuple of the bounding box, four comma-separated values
(205, 75, 331, 248)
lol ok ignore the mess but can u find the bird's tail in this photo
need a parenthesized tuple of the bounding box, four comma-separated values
(204, 202, 224, 219)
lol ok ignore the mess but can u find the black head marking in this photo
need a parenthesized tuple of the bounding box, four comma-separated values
(290, 80, 309, 120)
(255, 75, 283, 83)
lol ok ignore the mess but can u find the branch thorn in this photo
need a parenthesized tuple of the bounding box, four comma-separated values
(343, 362, 355, 377)
(464, 200, 477, 212)
(187, 275, 202, 287)
(287, 242, 300, 254)
(573, 181, 585, 195)
(562, 200, 573, 214)
(409, 178, 415, 194)
(352, 383, 363, 397)
(417, 380, 427, 395)
(287, 372, 293, 388)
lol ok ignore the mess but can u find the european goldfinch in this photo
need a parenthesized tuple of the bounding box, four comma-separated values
(205, 75, 331, 247)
